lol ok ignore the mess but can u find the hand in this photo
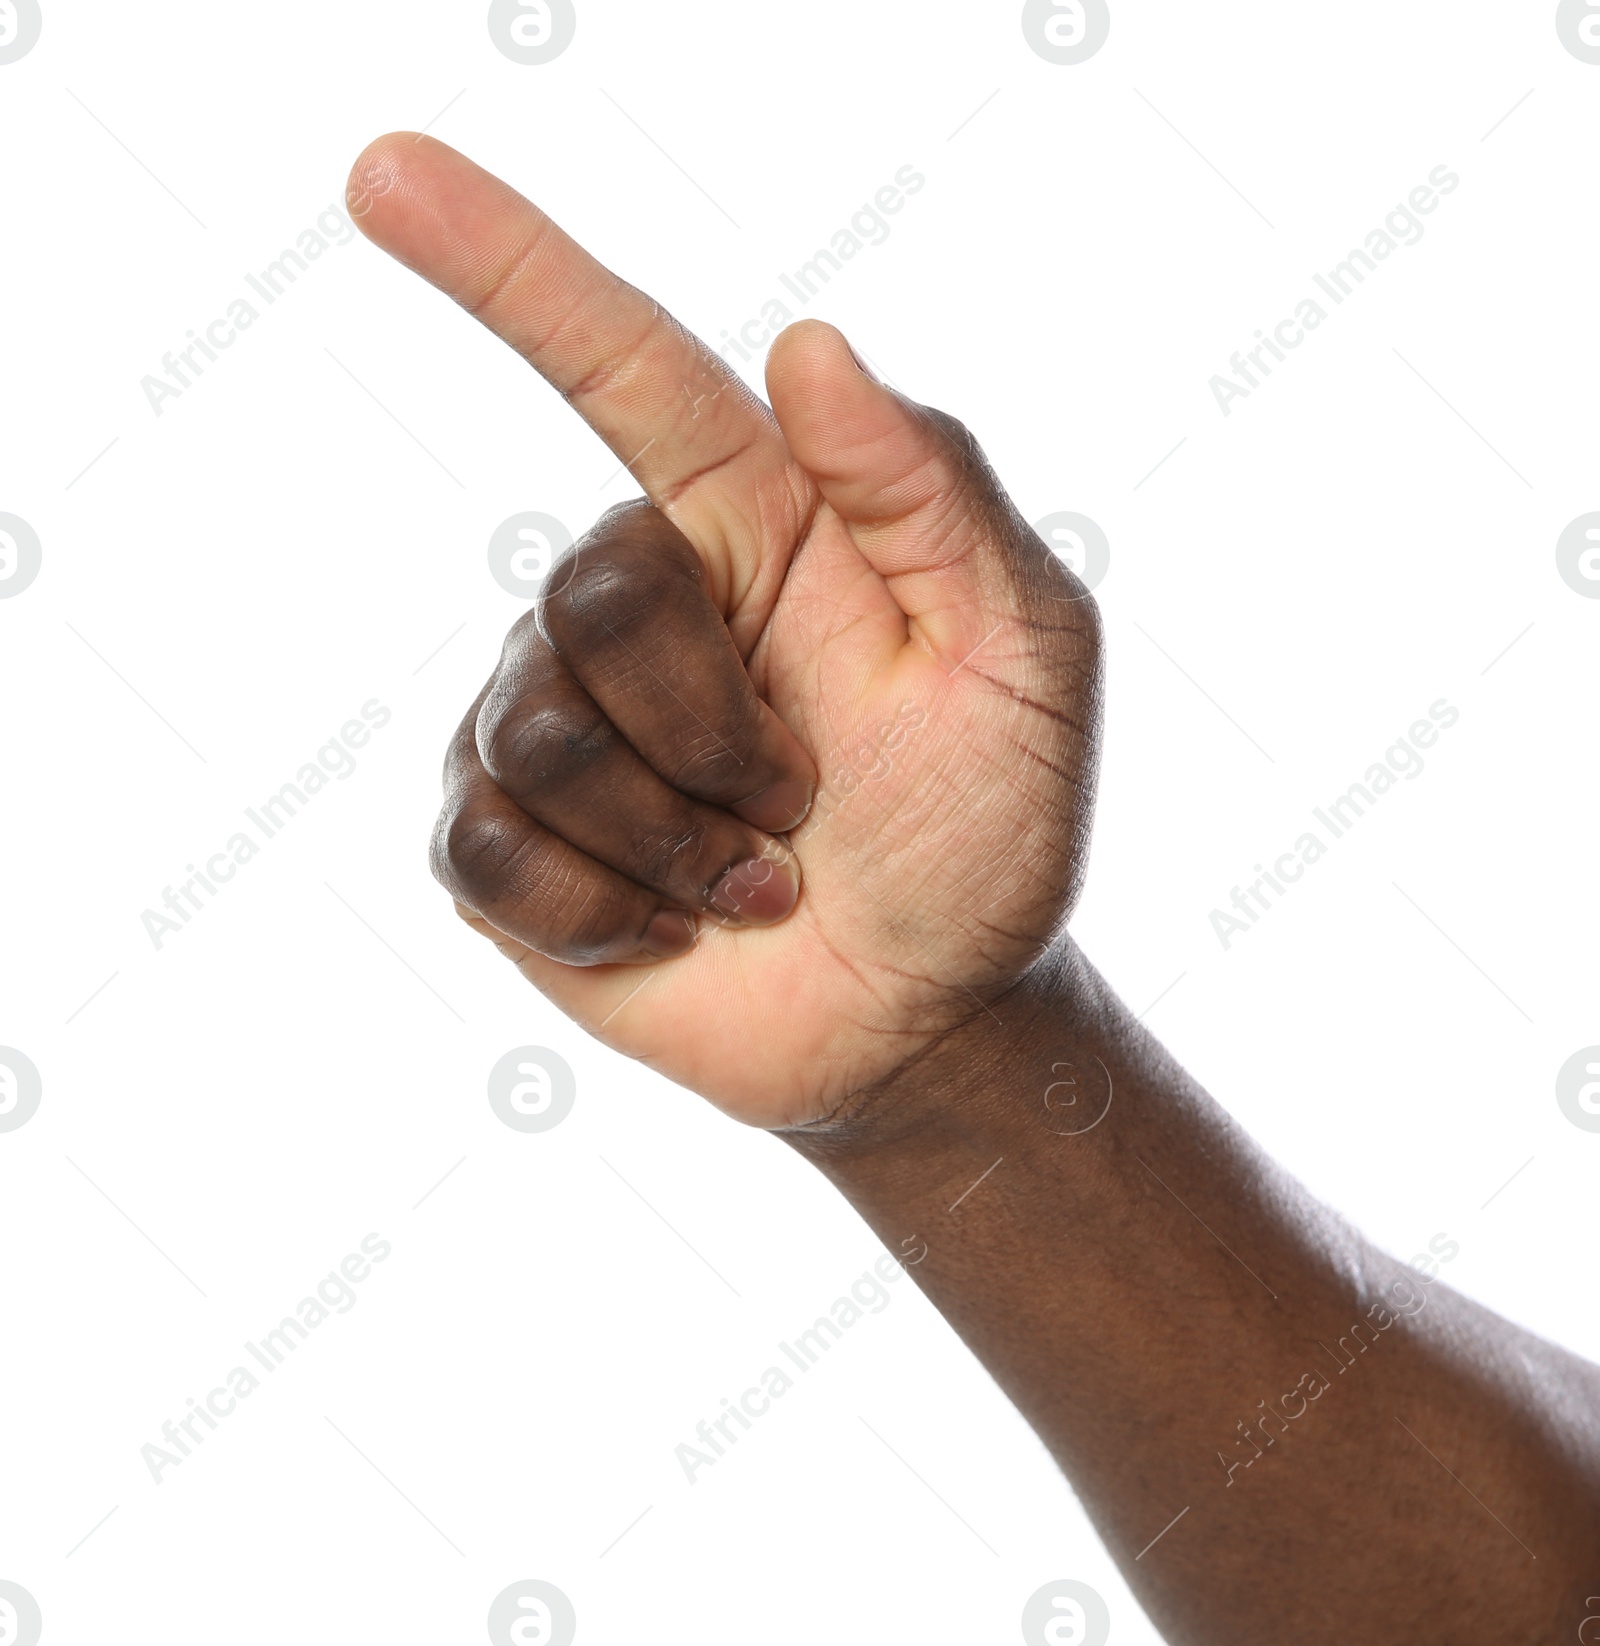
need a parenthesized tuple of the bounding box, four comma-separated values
(348, 134, 1103, 1129)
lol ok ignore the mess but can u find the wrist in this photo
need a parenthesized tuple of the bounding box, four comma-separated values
(778, 938, 1120, 1181)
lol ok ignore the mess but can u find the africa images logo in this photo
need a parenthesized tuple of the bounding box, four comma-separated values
(0, 1048, 42, 1133)
(0, 514, 41, 599)
(1557, 0, 1600, 62)
(0, 1, 43, 65)
(0, 1580, 42, 1646)
(487, 1580, 576, 1646)
(487, 0, 577, 64)
(1021, 0, 1110, 64)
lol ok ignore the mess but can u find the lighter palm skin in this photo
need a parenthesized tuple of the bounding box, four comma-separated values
(350, 134, 1101, 1126)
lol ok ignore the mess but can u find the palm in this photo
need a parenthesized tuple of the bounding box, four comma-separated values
(520, 501, 1096, 1125)
(354, 136, 1099, 1126)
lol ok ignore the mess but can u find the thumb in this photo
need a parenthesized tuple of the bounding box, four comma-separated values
(764, 319, 1085, 666)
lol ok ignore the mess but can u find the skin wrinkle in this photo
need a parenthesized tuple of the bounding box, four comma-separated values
(634, 822, 709, 893)
(564, 318, 674, 409)
(655, 430, 763, 511)
(803, 925, 902, 1020)
(464, 218, 558, 322)
(966, 670, 1094, 739)
(1005, 738, 1084, 788)
(666, 732, 747, 791)
(718, 472, 821, 652)
(865, 459, 985, 581)
(836, 419, 951, 525)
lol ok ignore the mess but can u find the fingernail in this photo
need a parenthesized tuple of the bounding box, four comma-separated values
(734, 778, 815, 834)
(846, 341, 883, 383)
(709, 841, 801, 925)
(641, 910, 698, 959)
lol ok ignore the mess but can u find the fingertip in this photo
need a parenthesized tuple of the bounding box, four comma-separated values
(765, 314, 837, 362)
(767, 319, 888, 456)
(347, 131, 419, 187)
(731, 778, 815, 834)
(345, 131, 475, 244)
(639, 909, 699, 960)
(346, 131, 418, 236)
(709, 841, 802, 927)
(767, 322, 934, 531)
(765, 318, 871, 403)
(352, 128, 423, 157)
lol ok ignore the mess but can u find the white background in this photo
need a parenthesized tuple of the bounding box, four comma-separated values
(2, 3, 1597, 1642)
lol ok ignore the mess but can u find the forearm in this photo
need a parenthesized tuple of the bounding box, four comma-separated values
(782, 940, 1600, 1645)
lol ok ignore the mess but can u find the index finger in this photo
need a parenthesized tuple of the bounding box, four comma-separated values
(347, 133, 814, 638)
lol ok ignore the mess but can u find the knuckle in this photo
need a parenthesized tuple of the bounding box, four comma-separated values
(1027, 533, 1104, 628)
(920, 405, 990, 482)
(539, 549, 637, 646)
(547, 555, 688, 663)
(558, 554, 638, 626)
(432, 802, 531, 899)
(596, 496, 658, 535)
(430, 800, 641, 967)
(540, 514, 700, 653)
(921, 404, 972, 449)
(918, 404, 1003, 505)
(480, 699, 610, 793)
(500, 605, 546, 656)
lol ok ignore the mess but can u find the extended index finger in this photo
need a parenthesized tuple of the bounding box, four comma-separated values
(347, 133, 814, 640)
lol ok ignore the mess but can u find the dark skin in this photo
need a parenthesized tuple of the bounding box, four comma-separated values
(349, 133, 1600, 1644)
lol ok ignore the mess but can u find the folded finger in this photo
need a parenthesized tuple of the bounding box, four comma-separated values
(539, 501, 818, 831)
(474, 620, 801, 924)
(433, 705, 699, 965)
